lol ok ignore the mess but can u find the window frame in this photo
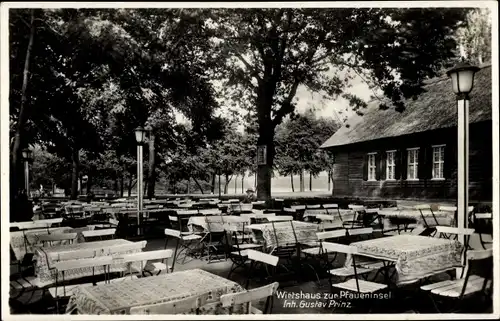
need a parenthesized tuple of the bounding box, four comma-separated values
(386, 150, 397, 181)
(367, 152, 377, 181)
(406, 147, 420, 181)
(431, 144, 446, 180)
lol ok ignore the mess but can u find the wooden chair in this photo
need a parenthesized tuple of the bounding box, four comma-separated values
(81, 228, 116, 242)
(267, 215, 293, 222)
(203, 216, 227, 263)
(469, 212, 492, 250)
(420, 249, 493, 313)
(117, 249, 173, 277)
(220, 282, 280, 314)
(224, 223, 263, 281)
(324, 242, 388, 312)
(245, 249, 279, 289)
(164, 228, 202, 270)
(322, 204, 344, 224)
(306, 204, 321, 209)
(130, 294, 209, 315)
(38, 233, 77, 247)
(343, 205, 366, 228)
(50, 256, 113, 312)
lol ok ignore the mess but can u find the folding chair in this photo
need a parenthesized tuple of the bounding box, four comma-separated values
(130, 294, 210, 315)
(343, 205, 366, 229)
(420, 249, 493, 313)
(164, 228, 202, 270)
(117, 249, 173, 277)
(324, 242, 388, 312)
(81, 228, 116, 242)
(38, 233, 77, 247)
(224, 222, 263, 281)
(323, 204, 344, 224)
(220, 282, 280, 314)
(469, 213, 492, 250)
(245, 250, 279, 289)
(50, 256, 113, 313)
(203, 216, 227, 263)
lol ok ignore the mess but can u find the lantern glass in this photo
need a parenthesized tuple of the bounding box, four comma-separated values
(135, 127, 146, 144)
(22, 148, 32, 160)
(447, 62, 479, 95)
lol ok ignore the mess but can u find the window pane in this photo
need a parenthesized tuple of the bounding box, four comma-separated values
(433, 164, 439, 178)
(409, 166, 414, 179)
(439, 165, 444, 178)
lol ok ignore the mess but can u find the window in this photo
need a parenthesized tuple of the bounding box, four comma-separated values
(407, 148, 419, 180)
(432, 145, 445, 179)
(368, 153, 377, 181)
(386, 151, 396, 180)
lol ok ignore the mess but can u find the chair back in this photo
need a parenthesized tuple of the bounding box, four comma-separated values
(291, 205, 306, 211)
(316, 229, 347, 241)
(53, 256, 114, 272)
(54, 248, 97, 261)
(130, 294, 209, 315)
(107, 241, 147, 254)
(38, 232, 77, 246)
(220, 282, 279, 314)
(348, 204, 365, 211)
(82, 228, 116, 239)
(306, 204, 321, 209)
(34, 218, 63, 226)
(247, 249, 279, 267)
(346, 227, 373, 236)
(118, 249, 174, 263)
(164, 228, 182, 238)
(267, 215, 293, 222)
(322, 204, 339, 209)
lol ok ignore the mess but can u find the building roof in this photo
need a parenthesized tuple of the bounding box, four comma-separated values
(320, 64, 492, 149)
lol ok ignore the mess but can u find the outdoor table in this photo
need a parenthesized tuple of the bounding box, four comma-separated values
(378, 209, 455, 227)
(345, 234, 463, 285)
(10, 226, 73, 262)
(66, 268, 247, 314)
(246, 221, 318, 250)
(33, 239, 145, 287)
(187, 216, 226, 233)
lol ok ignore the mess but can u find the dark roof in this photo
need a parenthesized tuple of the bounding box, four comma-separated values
(321, 64, 492, 149)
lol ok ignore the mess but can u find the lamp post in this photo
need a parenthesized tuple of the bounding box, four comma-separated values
(21, 148, 33, 197)
(446, 61, 479, 243)
(135, 126, 147, 236)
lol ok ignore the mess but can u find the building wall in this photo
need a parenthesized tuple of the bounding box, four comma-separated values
(330, 122, 492, 201)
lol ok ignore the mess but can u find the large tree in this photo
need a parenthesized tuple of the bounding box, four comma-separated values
(201, 8, 470, 200)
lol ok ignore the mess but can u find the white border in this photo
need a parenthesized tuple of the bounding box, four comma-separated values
(1, 1, 498, 320)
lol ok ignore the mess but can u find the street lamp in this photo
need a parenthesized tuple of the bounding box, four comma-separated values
(446, 60, 479, 249)
(21, 148, 33, 197)
(135, 126, 147, 235)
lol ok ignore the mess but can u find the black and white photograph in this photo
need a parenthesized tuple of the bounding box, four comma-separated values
(1, 1, 498, 318)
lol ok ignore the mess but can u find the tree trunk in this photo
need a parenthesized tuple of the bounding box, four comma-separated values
(241, 173, 245, 193)
(114, 177, 118, 195)
(254, 172, 257, 189)
(327, 170, 331, 191)
(70, 149, 80, 200)
(127, 174, 133, 197)
(218, 174, 221, 198)
(187, 177, 191, 194)
(87, 173, 93, 194)
(256, 127, 274, 200)
(120, 174, 124, 197)
(234, 174, 238, 194)
(79, 176, 83, 194)
(290, 173, 295, 192)
(147, 132, 156, 198)
(309, 172, 313, 191)
(211, 173, 216, 194)
(10, 10, 35, 206)
(299, 170, 304, 192)
(224, 174, 232, 194)
(193, 177, 204, 194)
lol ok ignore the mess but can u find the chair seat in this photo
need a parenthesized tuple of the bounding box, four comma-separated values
(48, 283, 92, 298)
(10, 276, 37, 291)
(231, 250, 250, 257)
(145, 262, 171, 273)
(181, 234, 202, 241)
(329, 265, 377, 277)
(300, 241, 320, 247)
(332, 278, 387, 293)
(421, 275, 481, 292)
(233, 243, 262, 250)
(301, 247, 322, 255)
(429, 276, 489, 297)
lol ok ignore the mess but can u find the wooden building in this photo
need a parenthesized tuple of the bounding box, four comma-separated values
(320, 64, 492, 202)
